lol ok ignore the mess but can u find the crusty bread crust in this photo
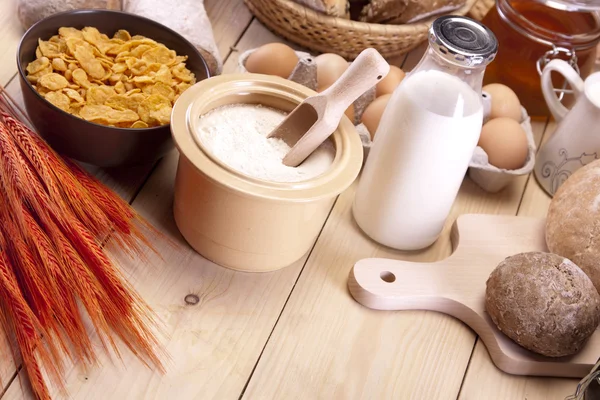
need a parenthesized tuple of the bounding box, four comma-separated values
(485, 252, 600, 357)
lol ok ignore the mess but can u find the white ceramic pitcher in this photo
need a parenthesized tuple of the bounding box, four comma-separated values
(534, 59, 600, 196)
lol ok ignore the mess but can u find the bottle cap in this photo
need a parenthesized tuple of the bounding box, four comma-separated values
(429, 15, 498, 67)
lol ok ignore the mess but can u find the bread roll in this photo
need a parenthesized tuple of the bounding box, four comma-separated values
(390, 0, 466, 24)
(294, 0, 350, 18)
(485, 252, 600, 357)
(359, 0, 408, 23)
(546, 159, 600, 294)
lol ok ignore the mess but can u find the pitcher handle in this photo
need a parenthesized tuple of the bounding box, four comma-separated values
(541, 59, 585, 122)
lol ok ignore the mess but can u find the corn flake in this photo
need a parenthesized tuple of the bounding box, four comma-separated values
(44, 91, 70, 111)
(114, 29, 131, 41)
(63, 88, 85, 103)
(86, 86, 117, 105)
(52, 58, 67, 72)
(72, 68, 93, 89)
(26, 57, 50, 74)
(130, 120, 149, 129)
(26, 26, 196, 128)
(38, 73, 69, 91)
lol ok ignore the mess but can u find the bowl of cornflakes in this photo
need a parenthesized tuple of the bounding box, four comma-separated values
(17, 9, 210, 167)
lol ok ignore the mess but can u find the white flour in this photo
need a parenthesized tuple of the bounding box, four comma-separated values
(196, 104, 335, 183)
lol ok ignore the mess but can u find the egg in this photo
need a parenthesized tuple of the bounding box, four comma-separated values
(345, 104, 355, 124)
(478, 117, 529, 170)
(315, 53, 349, 91)
(375, 65, 405, 97)
(483, 83, 522, 122)
(361, 94, 391, 139)
(245, 43, 298, 78)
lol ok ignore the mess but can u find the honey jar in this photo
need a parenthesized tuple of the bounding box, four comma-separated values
(482, 0, 600, 116)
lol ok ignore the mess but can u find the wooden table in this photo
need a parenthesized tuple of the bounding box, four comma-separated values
(0, 1, 582, 399)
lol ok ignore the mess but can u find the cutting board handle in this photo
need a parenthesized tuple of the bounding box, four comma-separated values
(348, 257, 463, 311)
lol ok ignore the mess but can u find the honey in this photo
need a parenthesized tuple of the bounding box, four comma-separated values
(482, 0, 600, 116)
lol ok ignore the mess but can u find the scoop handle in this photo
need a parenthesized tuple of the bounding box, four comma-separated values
(320, 48, 390, 115)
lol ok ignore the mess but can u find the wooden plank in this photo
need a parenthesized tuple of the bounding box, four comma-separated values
(0, 0, 250, 392)
(240, 78, 548, 399)
(458, 119, 579, 397)
(5, 150, 316, 399)
(0, 72, 158, 398)
(1, 6, 343, 400)
(457, 342, 577, 400)
(0, 1, 22, 87)
(204, 0, 253, 60)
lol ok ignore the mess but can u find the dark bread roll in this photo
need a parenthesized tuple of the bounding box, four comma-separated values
(546, 159, 600, 294)
(389, 0, 466, 24)
(485, 252, 600, 357)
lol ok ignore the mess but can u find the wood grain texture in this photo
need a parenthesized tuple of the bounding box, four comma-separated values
(241, 86, 547, 400)
(458, 119, 579, 397)
(204, 0, 253, 60)
(5, 150, 318, 399)
(0, 72, 158, 397)
(458, 341, 577, 400)
(2, 2, 324, 398)
(0, 0, 22, 87)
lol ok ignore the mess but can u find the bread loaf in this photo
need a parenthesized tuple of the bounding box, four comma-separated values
(359, 0, 408, 23)
(17, 0, 122, 30)
(485, 252, 600, 357)
(294, 0, 350, 18)
(546, 159, 600, 294)
(389, 0, 466, 24)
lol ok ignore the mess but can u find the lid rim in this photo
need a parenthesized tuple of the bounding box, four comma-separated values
(171, 74, 364, 203)
(429, 15, 498, 67)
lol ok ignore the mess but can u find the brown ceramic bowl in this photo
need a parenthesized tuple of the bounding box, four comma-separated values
(17, 9, 210, 167)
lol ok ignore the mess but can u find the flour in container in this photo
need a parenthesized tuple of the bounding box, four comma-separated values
(196, 104, 335, 182)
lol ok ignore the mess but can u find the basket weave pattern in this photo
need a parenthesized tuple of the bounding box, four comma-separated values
(244, 0, 478, 59)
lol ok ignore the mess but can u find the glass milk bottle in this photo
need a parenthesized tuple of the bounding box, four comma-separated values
(353, 16, 498, 251)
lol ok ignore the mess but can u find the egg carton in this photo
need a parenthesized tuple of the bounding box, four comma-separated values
(468, 93, 536, 193)
(238, 49, 535, 193)
(237, 48, 376, 146)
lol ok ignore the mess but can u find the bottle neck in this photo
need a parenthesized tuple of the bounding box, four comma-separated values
(410, 47, 487, 94)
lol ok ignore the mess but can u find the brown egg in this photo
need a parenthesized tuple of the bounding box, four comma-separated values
(375, 65, 405, 97)
(345, 104, 355, 124)
(361, 94, 391, 139)
(245, 43, 298, 78)
(478, 117, 529, 170)
(483, 83, 522, 122)
(315, 53, 349, 91)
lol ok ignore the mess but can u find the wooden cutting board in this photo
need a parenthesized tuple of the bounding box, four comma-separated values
(348, 214, 600, 378)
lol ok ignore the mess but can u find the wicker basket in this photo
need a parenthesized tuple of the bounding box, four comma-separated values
(244, 0, 478, 60)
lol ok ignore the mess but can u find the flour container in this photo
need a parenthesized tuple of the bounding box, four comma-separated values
(171, 74, 363, 272)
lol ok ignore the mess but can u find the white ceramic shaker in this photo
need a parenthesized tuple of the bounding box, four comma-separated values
(353, 16, 499, 250)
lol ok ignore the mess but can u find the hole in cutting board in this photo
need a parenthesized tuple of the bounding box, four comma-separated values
(380, 271, 396, 283)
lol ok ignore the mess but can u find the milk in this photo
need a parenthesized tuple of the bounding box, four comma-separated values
(353, 70, 483, 250)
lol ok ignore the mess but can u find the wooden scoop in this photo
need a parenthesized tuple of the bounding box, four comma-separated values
(268, 48, 390, 167)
